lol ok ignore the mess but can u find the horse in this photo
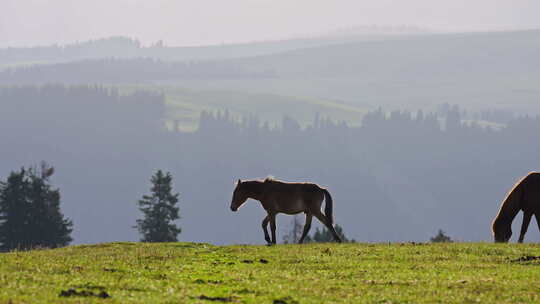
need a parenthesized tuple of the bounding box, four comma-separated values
(229, 177, 342, 244)
(492, 172, 540, 243)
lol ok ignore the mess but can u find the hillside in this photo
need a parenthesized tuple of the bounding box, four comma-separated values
(178, 30, 540, 114)
(3, 30, 539, 124)
(0, 33, 431, 68)
(1, 242, 540, 303)
(232, 30, 540, 78)
(139, 86, 368, 130)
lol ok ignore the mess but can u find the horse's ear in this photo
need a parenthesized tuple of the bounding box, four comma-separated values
(237, 179, 242, 184)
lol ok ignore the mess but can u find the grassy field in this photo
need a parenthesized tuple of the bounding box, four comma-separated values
(2, 242, 540, 303)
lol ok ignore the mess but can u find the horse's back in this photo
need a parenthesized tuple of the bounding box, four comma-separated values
(263, 180, 324, 213)
(523, 172, 540, 183)
(519, 172, 540, 212)
(520, 172, 540, 193)
(268, 180, 322, 194)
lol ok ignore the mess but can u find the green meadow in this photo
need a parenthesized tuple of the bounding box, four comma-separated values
(2, 242, 540, 303)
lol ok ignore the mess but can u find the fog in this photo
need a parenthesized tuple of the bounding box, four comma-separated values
(2, 0, 540, 47)
(1, 3, 540, 246)
(2, 85, 540, 245)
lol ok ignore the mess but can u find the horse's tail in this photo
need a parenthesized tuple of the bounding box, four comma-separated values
(322, 188, 334, 226)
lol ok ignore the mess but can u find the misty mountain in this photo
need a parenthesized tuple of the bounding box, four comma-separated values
(230, 30, 540, 79)
(4, 30, 539, 123)
(175, 30, 540, 114)
(2, 30, 540, 246)
(0, 33, 428, 68)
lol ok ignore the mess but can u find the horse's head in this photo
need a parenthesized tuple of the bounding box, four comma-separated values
(492, 219, 512, 243)
(230, 179, 248, 212)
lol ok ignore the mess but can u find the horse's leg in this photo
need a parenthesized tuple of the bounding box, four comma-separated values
(519, 211, 533, 243)
(534, 213, 540, 239)
(262, 215, 271, 244)
(314, 211, 342, 243)
(298, 214, 313, 244)
(270, 213, 277, 244)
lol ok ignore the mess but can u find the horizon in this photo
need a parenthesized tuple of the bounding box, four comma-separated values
(2, 27, 540, 49)
(2, 0, 540, 48)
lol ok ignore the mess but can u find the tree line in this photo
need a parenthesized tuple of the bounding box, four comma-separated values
(0, 159, 446, 250)
(0, 58, 274, 85)
(0, 37, 142, 65)
(0, 166, 181, 251)
(2, 84, 540, 244)
(282, 215, 354, 244)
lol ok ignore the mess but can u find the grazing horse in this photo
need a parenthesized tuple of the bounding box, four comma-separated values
(492, 172, 540, 243)
(230, 178, 342, 244)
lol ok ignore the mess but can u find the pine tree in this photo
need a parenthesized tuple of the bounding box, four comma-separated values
(0, 163, 73, 251)
(310, 224, 353, 243)
(283, 215, 303, 244)
(430, 229, 453, 243)
(0, 169, 29, 250)
(135, 170, 181, 242)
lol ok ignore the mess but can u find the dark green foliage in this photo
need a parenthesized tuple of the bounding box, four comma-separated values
(0, 163, 73, 251)
(135, 170, 181, 242)
(281, 222, 354, 244)
(0, 58, 272, 85)
(310, 224, 354, 243)
(282, 215, 303, 244)
(283, 217, 353, 244)
(430, 229, 453, 243)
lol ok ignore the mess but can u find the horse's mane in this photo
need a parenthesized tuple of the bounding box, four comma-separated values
(264, 176, 275, 183)
(491, 172, 532, 233)
(235, 177, 276, 188)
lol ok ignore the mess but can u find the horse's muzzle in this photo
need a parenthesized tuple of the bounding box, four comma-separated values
(230, 206, 237, 212)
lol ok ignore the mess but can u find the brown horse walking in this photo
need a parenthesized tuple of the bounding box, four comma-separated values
(230, 177, 342, 244)
(492, 172, 540, 243)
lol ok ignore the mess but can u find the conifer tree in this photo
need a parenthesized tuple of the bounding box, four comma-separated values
(0, 163, 72, 251)
(310, 224, 353, 243)
(283, 215, 304, 244)
(430, 229, 453, 243)
(135, 170, 181, 242)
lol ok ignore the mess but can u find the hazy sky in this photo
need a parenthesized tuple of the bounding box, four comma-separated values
(1, 0, 539, 47)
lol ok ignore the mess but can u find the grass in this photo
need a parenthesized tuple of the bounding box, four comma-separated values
(2, 242, 540, 303)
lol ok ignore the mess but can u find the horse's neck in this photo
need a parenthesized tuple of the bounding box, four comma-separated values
(501, 203, 520, 222)
(246, 181, 265, 201)
(498, 187, 522, 223)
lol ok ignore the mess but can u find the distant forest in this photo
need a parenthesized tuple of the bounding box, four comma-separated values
(0, 35, 368, 66)
(0, 58, 274, 84)
(0, 85, 538, 244)
(0, 37, 143, 65)
(3, 31, 540, 117)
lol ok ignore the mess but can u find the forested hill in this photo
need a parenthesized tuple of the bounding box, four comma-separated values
(0, 32, 429, 67)
(2, 30, 537, 116)
(2, 85, 540, 244)
(176, 29, 540, 115)
(228, 30, 540, 79)
(4, 30, 539, 82)
(0, 58, 274, 84)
